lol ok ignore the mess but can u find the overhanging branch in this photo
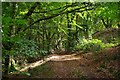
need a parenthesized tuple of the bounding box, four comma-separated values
(33, 3, 78, 14)
(23, 2, 40, 19)
(21, 4, 95, 32)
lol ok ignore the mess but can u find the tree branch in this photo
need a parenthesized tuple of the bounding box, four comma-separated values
(33, 3, 78, 14)
(23, 2, 40, 19)
(22, 6, 94, 32)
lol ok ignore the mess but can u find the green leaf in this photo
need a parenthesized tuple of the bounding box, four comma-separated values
(15, 19, 27, 25)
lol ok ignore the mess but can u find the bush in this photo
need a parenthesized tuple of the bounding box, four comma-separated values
(15, 39, 49, 63)
(75, 39, 116, 52)
(75, 39, 103, 52)
(39, 50, 48, 57)
(15, 39, 48, 59)
(15, 40, 38, 58)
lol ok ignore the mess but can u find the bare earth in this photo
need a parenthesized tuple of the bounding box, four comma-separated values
(7, 46, 120, 79)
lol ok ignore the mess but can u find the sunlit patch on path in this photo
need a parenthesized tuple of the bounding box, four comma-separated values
(19, 53, 82, 72)
(49, 54, 81, 61)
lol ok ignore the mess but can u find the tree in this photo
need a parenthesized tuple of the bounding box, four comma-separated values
(3, 2, 119, 75)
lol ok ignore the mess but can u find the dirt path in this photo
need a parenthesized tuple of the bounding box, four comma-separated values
(11, 46, 120, 78)
(19, 53, 82, 72)
(51, 53, 95, 78)
(27, 52, 110, 78)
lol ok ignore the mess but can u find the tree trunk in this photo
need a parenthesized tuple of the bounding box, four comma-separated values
(42, 24, 45, 50)
(67, 13, 71, 52)
(4, 3, 16, 75)
(4, 55, 10, 75)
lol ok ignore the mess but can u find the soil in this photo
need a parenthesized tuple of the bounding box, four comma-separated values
(3, 45, 120, 79)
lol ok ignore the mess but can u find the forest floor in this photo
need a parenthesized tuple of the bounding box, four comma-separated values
(5, 45, 120, 79)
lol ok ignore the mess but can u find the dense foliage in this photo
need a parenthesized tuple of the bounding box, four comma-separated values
(2, 2, 120, 75)
(75, 39, 117, 52)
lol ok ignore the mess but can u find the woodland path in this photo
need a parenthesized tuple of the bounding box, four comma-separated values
(13, 46, 120, 78)
(20, 53, 83, 72)
(19, 52, 109, 78)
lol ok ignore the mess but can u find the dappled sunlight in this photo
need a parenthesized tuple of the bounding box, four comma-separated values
(19, 53, 82, 72)
(2, 2, 120, 79)
(49, 54, 82, 61)
(20, 60, 47, 72)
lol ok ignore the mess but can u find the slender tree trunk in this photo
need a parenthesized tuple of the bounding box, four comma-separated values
(28, 17, 32, 40)
(42, 23, 45, 50)
(38, 24, 41, 50)
(66, 13, 75, 52)
(4, 55, 10, 75)
(66, 13, 71, 52)
(75, 15, 79, 43)
(4, 3, 16, 75)
(46, 31, 50, 52)
(118, 22, 120, 39)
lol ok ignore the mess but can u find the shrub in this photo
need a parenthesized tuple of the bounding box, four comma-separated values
(15, 39, 48, 60)
(75, 39, 104, 52)
(75, 39, 116, 53)
(15, 40, 38, 58)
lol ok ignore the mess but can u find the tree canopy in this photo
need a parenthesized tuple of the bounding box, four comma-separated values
(2, 2, 120, 76)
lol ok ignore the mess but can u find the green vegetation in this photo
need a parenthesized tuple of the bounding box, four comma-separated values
(75, 39, 117, 53)
(1, 2, 120, 78)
